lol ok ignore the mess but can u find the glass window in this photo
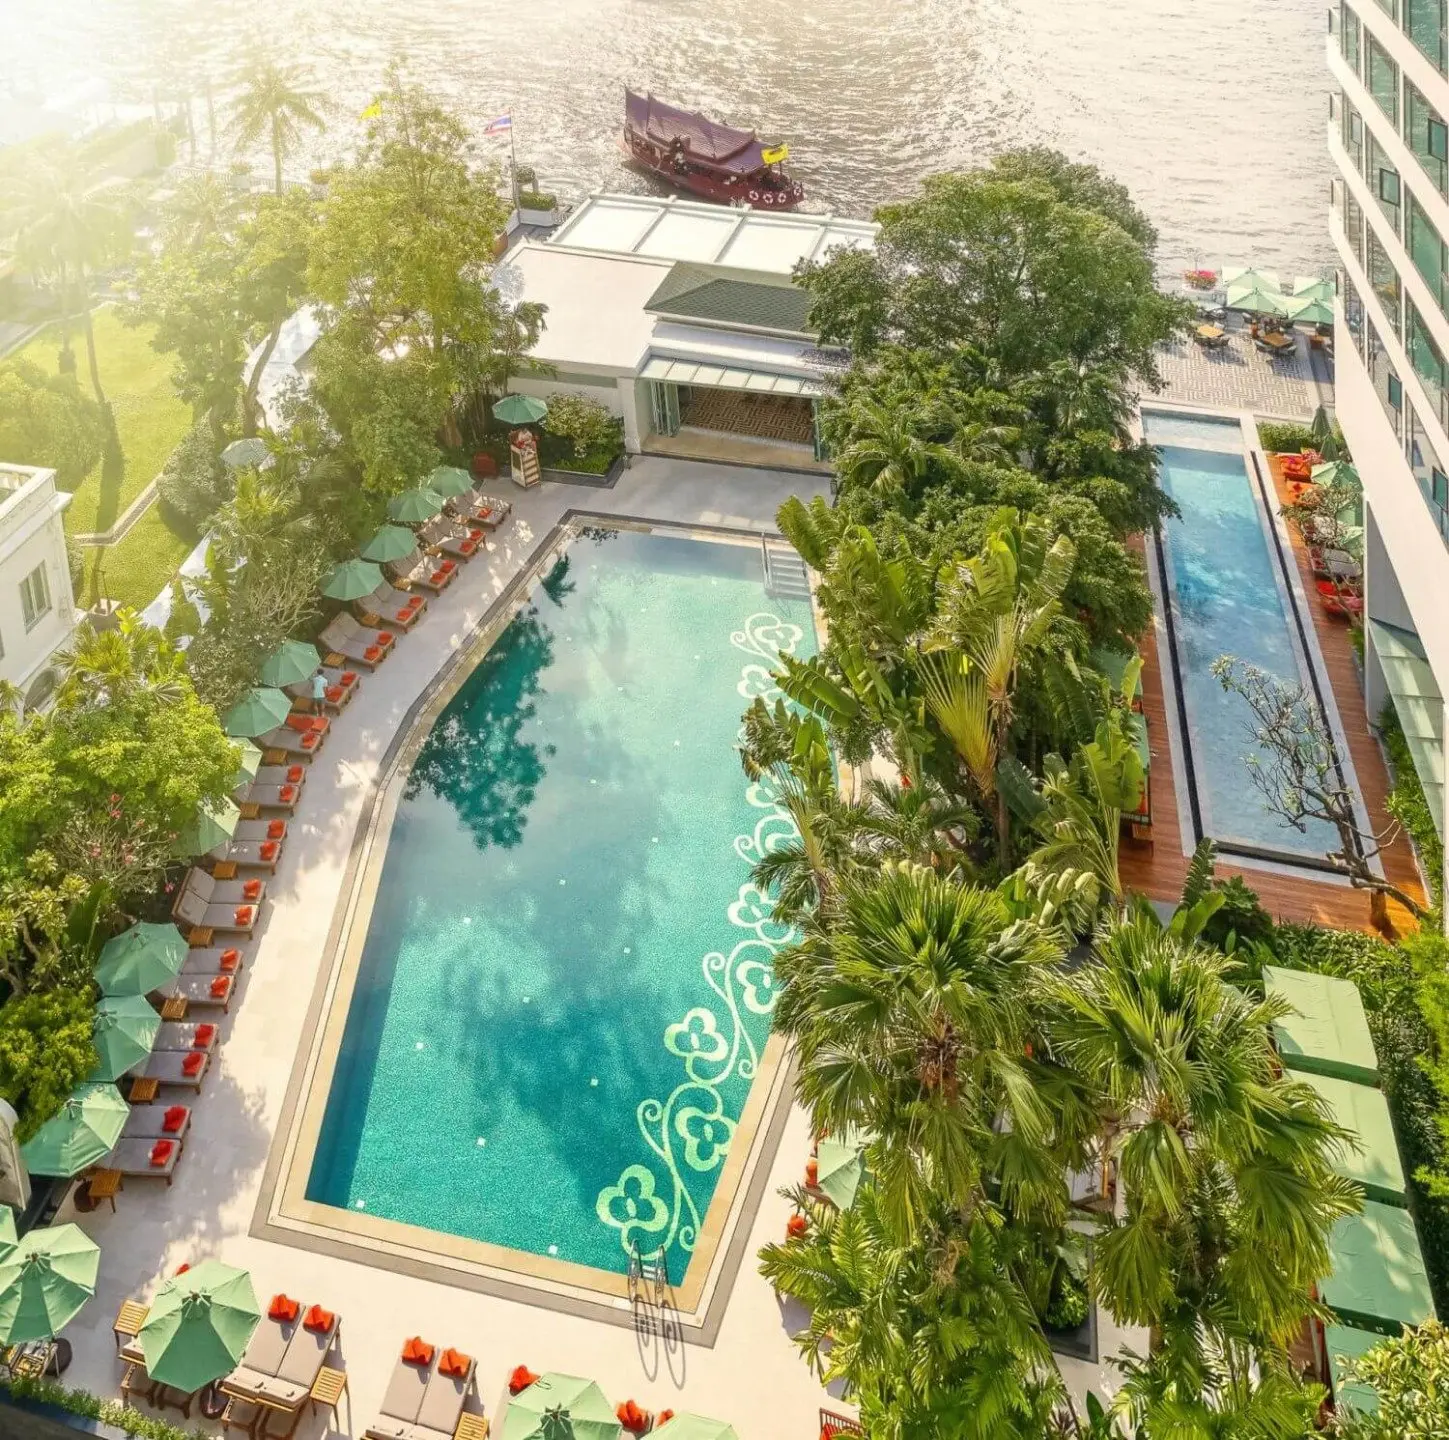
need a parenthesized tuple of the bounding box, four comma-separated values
(1344, 273, 1368, 358)
(1343, 94, 1366, 173)
(1408, 401, 1449, 542)
(1408, 301, 1449, 429)
(1408, 192, 1448, 310)
(1406, 0, 1447, 73)
(1342, 183, 1367, 266)
(1369, 133, 1403, 231)
(1368, 33, 1400, 123)
(1376, 0, 1399, 15)
(1343, 2, 1363, 70)
(1368, 227, 1403, 334)
(1406, 83, 1448, 196)
(1369, 320, 1407, 439)
(18, 564, 50, 631)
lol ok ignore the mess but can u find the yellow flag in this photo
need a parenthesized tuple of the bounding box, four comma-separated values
(359, 101, 382, 121)
(761, 144, 788, 165)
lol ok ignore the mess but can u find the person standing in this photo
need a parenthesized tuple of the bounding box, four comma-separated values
(311, 669, 328, 715)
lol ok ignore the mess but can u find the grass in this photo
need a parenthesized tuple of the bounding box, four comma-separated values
(15, 306, 190, 535)
(82, 507, 194, 611)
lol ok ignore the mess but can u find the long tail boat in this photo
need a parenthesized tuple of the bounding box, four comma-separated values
(621, 90, 804, 211)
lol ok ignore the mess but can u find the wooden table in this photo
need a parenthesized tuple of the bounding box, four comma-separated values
(159, 995, 189, 1022)
(1196, 324, 1224, 341)
(454, 1413, 490, 1440)
(3, 1340, 56, 1379)
(128, 1077, 160, 1104)
(1260, 331, 1295, 352)
(309, 1365, 348, 1424)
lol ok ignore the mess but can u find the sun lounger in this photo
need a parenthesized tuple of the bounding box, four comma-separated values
(156, 972, 235, 1010)
(413, 1351, 475, 1440)
(221, 1305, 301, 1412)
(185, 870, 267, 908)
(106, 1137, 183, 1183)
(448, 489, 510, 529)
(172, 886, 259, 942)
(135, 1047, 211, 1091)
(257, 713, 329, 760)
(208, 838, 282, 873)
(417, 516, 485, 561)
(269, 1308, 341, 1414)
(386, 550, 457, 595)
(285, 664, 360, 713)
(155, 1020, 219, 1054)
(365, 1350, 436, 1440)
(252, 765, 306, 794)
(356, 583, 426, 629)
(180, 944, 247, 976)
(318, 615, 394, 671)
(122, 1103, 192, 1144)
(237, 783, 302, 814)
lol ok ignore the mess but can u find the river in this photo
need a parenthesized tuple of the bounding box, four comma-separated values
(4, 0, 1334, 278)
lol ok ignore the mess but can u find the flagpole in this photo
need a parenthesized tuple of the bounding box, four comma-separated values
(510, 118, 519, 209)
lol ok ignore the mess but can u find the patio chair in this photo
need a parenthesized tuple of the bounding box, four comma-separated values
(250, 765, 305, 795)
(285, 664, 360, 714)
(184, 869, 266, 909)
(364, 1343, 436, 1440)
(155, 1019, 220, 1054)
(103, 1137, 184, 1185)
(386, 548, 457, 595)
(221, 1299, 305, 1420)
(172, 886, 260, 943)
(256, 1308, 343, 1437)
(417, 516, 485, 562)
(318, 615, 393, 671)
(355, 583, 426, 629)
(135, 1047, 210, 1091)
(180, 944, 247, 977)
(121, 1104, 192, 1144)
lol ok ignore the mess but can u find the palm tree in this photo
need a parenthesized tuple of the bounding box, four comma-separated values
(831, 390, 961, 496)
(230, 57, 325, 195)
(6, 147, 129, 410)
(1050, 914, 1360, 1375)
(849, 774, 978, 873)
(773, 862, 1065, 1237)
(53, 613, 188, 712)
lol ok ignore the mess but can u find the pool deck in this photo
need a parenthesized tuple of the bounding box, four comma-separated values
(1153, 320, 1332, 420)
(60, 454, 1140, 1438)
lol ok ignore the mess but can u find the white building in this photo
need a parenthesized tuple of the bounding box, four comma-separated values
(0, 462, 77, 705)
(497, 194, 877, 471)
(1328, 1, 1449, 913)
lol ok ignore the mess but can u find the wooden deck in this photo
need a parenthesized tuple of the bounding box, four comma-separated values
(1119, 461, 1426, 935)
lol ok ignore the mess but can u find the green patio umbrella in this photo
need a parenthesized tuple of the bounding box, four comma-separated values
(0, 1225, 100, 1344)
(360, 525, 419, 562)
(20, 1084, 129, 1178)
(222, 686, 292, 739)
(426, 465, 476, 497)
(259, 639, 322, 688)
(386, 488, 445, 524)
(493, 393, 549, 426)
(1293, 274, 1334, 301)
(323, 557, 384, 601)
(816, 1126, 873, 1211)
(1225, 280, 1287, 317)
(140, 1260, 260, 1395)
(172, 796, 240, 858)
(0, 1208, 16, 1253)
(220, 437, 268, 470)
(651, 1417, 740, 1440)
(1223, 265, 1282, 291)
(1312, 459, 1361, 491)
(96, 922, 187, 997)
(91, 995, 161, 1082)
(1285, 293, 1334, 327)
(231, 740, 262, 791)
(503, 1374, 621, 1440)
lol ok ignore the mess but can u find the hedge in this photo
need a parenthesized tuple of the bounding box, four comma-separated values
(517, 190, 558, 213)
(1258, 420, 1317, 454)
(1379, 701, 1444, 917)
(0, 1376, 206, 1440)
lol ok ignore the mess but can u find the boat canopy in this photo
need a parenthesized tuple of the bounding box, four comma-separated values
(626, 90, 776, 176)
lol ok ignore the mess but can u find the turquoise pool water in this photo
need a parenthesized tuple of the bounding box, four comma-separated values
(307, 527, 815, 1281)
(1154, 439, 1339, 859)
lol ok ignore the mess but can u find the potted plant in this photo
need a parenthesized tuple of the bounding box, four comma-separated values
(514, 166, 561, 225)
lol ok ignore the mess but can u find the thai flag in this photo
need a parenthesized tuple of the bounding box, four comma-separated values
(483, 114, 512, 136)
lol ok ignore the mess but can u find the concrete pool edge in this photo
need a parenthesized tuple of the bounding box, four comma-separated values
(1138, 403, 1378, 879)
(253, 511, 803, 1344)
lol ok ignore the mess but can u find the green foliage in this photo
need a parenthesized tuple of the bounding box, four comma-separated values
(1336, 1320, 1449, 1439)
(229, 55, 325, 194)
(1, 1375, 208, 1440)
(517, 189, 558, 212)
(0, 988, 97, 1140)
(0, 359, 108, 486)
(1380, 701, 1444, 916)
(1200, 873, 1276, 951)
(156, 420, 233, 535)
(1257, 420, 1318, 454)
(541, 392, 622, 460)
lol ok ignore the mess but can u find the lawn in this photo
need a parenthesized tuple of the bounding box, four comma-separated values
(16, 306, 190, 535)
(82, 508, 195, 612)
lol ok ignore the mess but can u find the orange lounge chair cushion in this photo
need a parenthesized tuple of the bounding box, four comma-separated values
(268, 1294, 301, 1323)
(430, 570, 448, 584)
(340, 671, 358, 686)
(438, 1348, 471, 1379)
(364, 645, 382, 662)
(149, 1139, 175, 1167)
(509, 1366, 538, 1394)
(220, 948, 241, 971)
(658, 1414, 674, 1428)
(402, 1336, 434, 1367)
(259, 841, 279, 862)
(209, 976, 231, 999)
(242, 879, 262, 900)
(278, 785, 297, 805)
(303, 1304, 335, 1335)
(163, 1106, 188, 1133)
(438, 560, 456, 573)
(402, 597, 422, 612)
(287, 765, 305, 782)
(377, 632, 395, 647)
(460, 538, 478, 555)
(300, 732, 320, 751)
(182, 1051, 205, 1077)
(234, 906, 255, 926)
(469, 527, 484, 541)
(617, 1401, 649, 1432)
(193, 1023, 216, 1048)
(326, 685, 343, 703)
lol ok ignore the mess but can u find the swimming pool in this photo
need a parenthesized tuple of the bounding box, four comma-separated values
(304, 526, 814, 1286)
(1147, 413, 1340, 861)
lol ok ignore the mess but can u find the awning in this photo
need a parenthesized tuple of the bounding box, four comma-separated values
(1297, 1070, 1407, 1205)
(1324, 1325, 1382, 1416)
(1321, 1201, 1435, 1333)
(1369, 619, 1443, 840)
(1263, 966, 1379, 1086)
(640, 354, 823, 396)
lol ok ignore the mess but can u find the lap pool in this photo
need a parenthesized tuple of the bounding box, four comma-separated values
(305, 525, 814, 1286)
(1146, 410, 1340, 862)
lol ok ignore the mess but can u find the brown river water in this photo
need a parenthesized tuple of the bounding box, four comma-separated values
(3, 0, 1334, 278)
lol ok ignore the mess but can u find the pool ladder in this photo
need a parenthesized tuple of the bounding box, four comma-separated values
(761, 535, 811, 601)
(629, 1239, 670, 1306)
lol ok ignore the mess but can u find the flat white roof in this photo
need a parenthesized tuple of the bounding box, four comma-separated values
(550, 193, 877, 275)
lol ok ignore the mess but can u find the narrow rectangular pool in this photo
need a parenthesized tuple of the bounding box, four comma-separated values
(306, 526, 815, 1284)
(1148, 414, 1339, 861)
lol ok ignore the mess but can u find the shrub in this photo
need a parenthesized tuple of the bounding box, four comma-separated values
(64, 534, 85, 596)
(518, 189, 557, 212)
(1043, 1270, 1089, 1332)
(2, 1374, 206, 1440)
(0, 989, 98, 1140)
(542, 392, 622, 461)
(0, 359, 109, 488)
(156, 422, 233, 536)
(1202, 873, 1275, 950)
(1258, 420, 1317, 454)
(1335, 1320, 1449, 1439)
(1380, 701, 1444, 916)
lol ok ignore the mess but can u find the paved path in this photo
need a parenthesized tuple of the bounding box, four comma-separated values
(1154, 328, 1330, 418)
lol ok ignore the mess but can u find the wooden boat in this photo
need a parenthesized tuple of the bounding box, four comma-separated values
(622, 89, 804, 211)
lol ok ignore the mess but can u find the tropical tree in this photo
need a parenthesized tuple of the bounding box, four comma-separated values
(0, 989, 98, 1139)
(1336, 1320, 1449, 1439)
(0, 359, 109, 485)
(831, 390, 960, 497)
(230, 56, 325, 194)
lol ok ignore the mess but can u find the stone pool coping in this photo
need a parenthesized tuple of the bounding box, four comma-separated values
(257, 511, 801, 1340)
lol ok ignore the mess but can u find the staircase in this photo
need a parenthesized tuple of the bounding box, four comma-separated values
(761, 535, 811, 602)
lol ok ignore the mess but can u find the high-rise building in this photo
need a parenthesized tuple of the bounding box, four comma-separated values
(1329, 0, 1448, 915)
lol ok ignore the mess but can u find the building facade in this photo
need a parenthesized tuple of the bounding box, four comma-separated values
(1329, 0, 1449, 914)
(0, 462, 77, 705)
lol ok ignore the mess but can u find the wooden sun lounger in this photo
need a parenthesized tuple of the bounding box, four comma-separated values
(106, 1137, 183, 1183)
(155, 1020, 219, 1054)
(173, 887, 259, 941)
(365, 1354, 434, 1440)
(135, 1048, 210, 1091)
(387, 552, 456, 596)
(262, 1311, 342, 1424)
(317, 618, 388, 671)
(286, 664, 360, 713)
(447, 490, 510, 529)
(179, 944, 247, 975)
(356, 584, 426, 629)
(417, 517, 484, 562)
(413, 1354, 476, 1440)
(221, 1309, 300, 1413)
(156, 972, 234, 1010)
(122, 1104, 192, 1144)
(257, 717, 329, 761)
(185, 870, 267, 908)
(252, 765, 306, 794)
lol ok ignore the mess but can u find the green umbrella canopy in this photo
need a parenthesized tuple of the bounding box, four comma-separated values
(651, 1417, 740, 1440)
(259, 639, 322, 688)
(816, 1125, 873, 1211)
(95, 922, 187, 997)
(426, 465, 476, 497)
(360, 525, 419, 562)
(1293, 274, 1334, 301)
(0, 1208, 16, 1252)
(171, 796, 240, 858)
(1311, 459, 1361, 491)
(322, 557, 384, 601)
(1225, 280, 1287, 316)
(386, 488, 445, 524)
(20, 1084, 129, 1178)
(231, 740, 262, 791)
(1285, 293, 1334, 326)
(140, 1260, 261, 1394)
(1223, 265, 1281, 291)
(503, 1375, 622, 1440)
(0, 1224, 100, 1344)
(222, 686, 293, 739)
(220, 437, 268, 470)
(90, 995, 161, 1082)
(493, 393, 549, 426)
